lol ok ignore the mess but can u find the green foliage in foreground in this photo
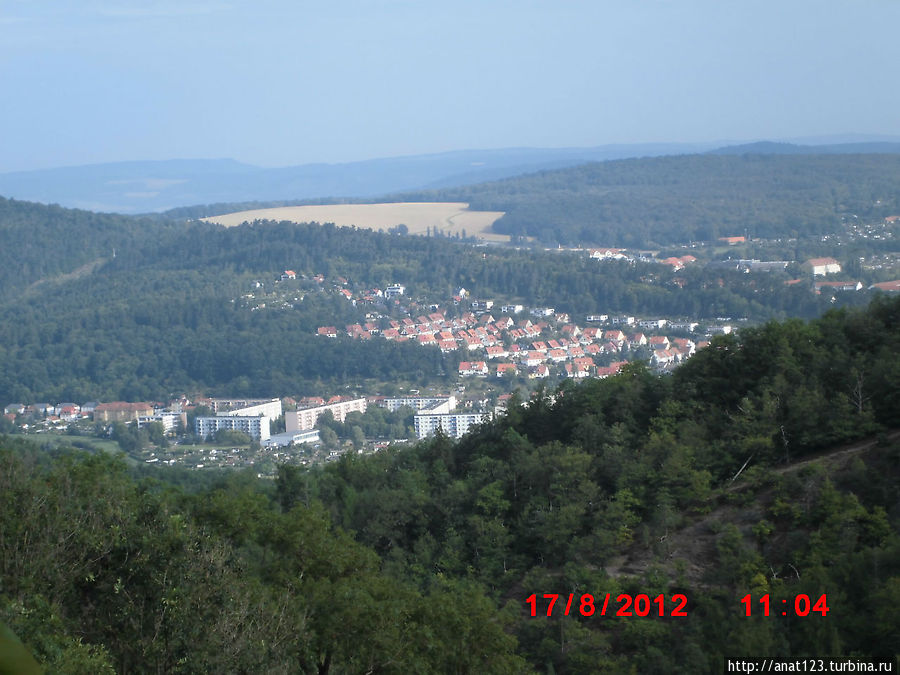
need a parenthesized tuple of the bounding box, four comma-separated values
(2, 298, 898, 673)
(0, 442, 526, 674)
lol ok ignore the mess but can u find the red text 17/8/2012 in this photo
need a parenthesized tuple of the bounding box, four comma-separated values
(526, 593, 688, 618)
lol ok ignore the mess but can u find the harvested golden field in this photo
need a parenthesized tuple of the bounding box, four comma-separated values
(203, 202, 509, 241)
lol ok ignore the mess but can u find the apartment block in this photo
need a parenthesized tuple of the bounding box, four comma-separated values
(414, 412, 490, 439)
(286, 397, 368, 431)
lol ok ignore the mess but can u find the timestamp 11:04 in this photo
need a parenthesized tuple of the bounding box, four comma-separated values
(740, 594, 830, 617)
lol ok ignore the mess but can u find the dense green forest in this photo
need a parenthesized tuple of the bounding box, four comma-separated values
(2, 297, 898, 672)
(404, 153, 900, 246)
(0, 195, 874, 404)
(0, 197, 181, 299)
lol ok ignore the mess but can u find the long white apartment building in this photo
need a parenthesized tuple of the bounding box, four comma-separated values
(195, 415, 271, 441)
(414, 412, 490, 440)
(207, 398, 283, 419)
(265, 429, 321, 448)
(194, 398, 283, 442)
(286, 397, 368, 432)
(379, 395, 456, 414)
(137, 412, 183, 433)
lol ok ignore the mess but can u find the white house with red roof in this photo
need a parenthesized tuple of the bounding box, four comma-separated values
(652, 349, 678, 366)
(462, 336, 483, 351)
(547, 348, 568, 363)
(804, 257, 842, 276)
(649, 335, 670, 350)
(496, 363, 519, 377)
(628, 332, 647, 347)
(458, 361, 489, 376)
(671, 338, 696, 355)
(596, 361, 627, 378)
(529, 364, 550, 379)
(522, 351, 546, 367)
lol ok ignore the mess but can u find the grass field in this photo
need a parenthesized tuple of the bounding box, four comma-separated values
(203, 202, 510, 242)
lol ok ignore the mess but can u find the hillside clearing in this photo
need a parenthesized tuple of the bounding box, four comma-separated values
(203, 202, 509, 241)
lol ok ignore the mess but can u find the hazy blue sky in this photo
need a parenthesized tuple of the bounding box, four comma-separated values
(2, 0, 900, 172)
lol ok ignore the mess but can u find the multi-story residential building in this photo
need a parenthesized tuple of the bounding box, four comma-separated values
(471, 300, 494, 311)
(94, 402, 155, 423)
(669, 322, 699, 332)
(379, 396, 456, 414)
(610, 316, 636, 326)
(194, 398, 283, 441)
(195, 415, 271, 441)
(138, 412, 183, 433)
(286, 397, 368, 431)
(414, 412, 490, 439)
(204, 398, 282, 418)
(265, 429, 321, 448)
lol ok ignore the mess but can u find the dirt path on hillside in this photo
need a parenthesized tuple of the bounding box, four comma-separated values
(25, 257, 107, 294)
(603, 429, 899, 584)
(769, 429, 900, 476)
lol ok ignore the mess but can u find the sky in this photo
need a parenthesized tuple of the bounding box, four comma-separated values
(2, 0, 900, 173)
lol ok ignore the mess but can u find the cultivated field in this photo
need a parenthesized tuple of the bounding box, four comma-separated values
(203, 202, 509, 241)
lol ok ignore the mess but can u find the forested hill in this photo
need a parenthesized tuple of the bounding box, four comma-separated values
(0, 197, 175, 299)
(2, 297, 898, 672)
(0, 199, 848, 404)
(403, 153, 900, 246)
(706, 141, 900, 155)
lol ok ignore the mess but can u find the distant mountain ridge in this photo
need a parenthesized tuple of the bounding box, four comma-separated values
(3, 137, 899, 215)
(0, 144, 722, 214)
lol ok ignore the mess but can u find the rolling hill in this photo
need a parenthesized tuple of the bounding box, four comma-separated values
(405, 152, 900, 246)
(0, 143, 721, 214)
